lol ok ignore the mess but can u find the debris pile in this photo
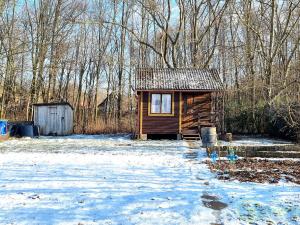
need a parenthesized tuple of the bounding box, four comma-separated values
(206, 158, 300, 184)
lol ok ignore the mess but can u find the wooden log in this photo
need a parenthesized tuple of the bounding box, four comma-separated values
(225, 133, 233, 142)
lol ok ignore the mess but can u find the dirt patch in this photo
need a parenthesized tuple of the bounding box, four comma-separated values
(186, 141, 200, 149)
(202, 200, 228, 210)
(201, 194, 219, 201)
(201, 193, 228, 210)
(206, 158, 300, 184)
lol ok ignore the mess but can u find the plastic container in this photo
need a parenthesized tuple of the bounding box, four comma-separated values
(0, 120, 8, 136)
(19, 125, 34, 137)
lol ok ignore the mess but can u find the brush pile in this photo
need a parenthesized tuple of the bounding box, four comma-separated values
(206, 158, 300, 184)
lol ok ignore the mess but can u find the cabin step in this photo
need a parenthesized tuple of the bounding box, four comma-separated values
(182, 134, 200, 137)
(184, 137, 201, 141)
(182, 136, 201, 141)
(182, 130, 199, 135)
(182, 130, 201, 141)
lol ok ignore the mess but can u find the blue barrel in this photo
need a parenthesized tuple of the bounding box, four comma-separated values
(0, 120, 8, 136)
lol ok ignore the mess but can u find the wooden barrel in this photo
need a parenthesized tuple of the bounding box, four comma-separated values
(201, 127, 217, 147)
(225, 133, 233, 142)
(296, 133, 300, 144)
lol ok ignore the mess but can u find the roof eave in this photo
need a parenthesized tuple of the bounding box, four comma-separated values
(134, 88, 224, 92)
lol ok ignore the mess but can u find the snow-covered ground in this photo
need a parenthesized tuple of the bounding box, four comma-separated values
(218, 136, 293, 146)
(0, 135, 299, 225)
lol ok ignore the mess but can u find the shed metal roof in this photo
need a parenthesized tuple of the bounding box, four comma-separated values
(32, 102, 74, 110)
(135, 68, 223, 91)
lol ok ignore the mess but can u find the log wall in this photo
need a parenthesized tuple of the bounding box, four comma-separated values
(141, 92, 179, 134)
(137, 91, 216, 135)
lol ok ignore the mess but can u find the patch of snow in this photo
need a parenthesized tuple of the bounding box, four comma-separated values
(0, 135, 299, 225)
(218, 137, 293, 146)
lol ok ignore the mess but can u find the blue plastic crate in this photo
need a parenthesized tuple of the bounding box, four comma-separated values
(0, 120, 8, 136)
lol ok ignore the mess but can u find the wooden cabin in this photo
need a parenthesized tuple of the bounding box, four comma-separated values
(134, 68, 223, 140)
(33, 102, 74, 136)
(97, 93, 118, 114)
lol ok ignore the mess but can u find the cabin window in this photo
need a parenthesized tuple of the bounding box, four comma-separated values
(151, 94, 161, 113)
(161, 94, 171, 113)
(149, 93, 173, 115)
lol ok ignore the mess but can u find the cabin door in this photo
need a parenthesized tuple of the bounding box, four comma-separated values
(181, 93, 211, 131)
(48, 106, 58, 135)
(182, 93, 198, 131)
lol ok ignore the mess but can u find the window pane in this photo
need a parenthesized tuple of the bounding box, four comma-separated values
(162, 94, 172, 113)
(151, 94, 161, 113)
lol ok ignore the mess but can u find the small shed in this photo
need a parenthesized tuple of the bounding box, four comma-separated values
(33, 102, 74, 136)
(134, 68, 224, 140)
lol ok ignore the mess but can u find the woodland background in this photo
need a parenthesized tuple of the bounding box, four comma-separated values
(0, 0, 300, 141)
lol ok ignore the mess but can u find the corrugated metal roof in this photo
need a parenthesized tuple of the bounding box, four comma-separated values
(135, 68, 223, 91)
(33, 102, 74, 110)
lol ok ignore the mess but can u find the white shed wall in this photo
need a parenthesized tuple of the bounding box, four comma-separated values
(33, 105, 73, 136)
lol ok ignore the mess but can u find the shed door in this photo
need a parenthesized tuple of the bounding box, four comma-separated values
(48, 106, 58, 135)
(61, 106, 66, 135)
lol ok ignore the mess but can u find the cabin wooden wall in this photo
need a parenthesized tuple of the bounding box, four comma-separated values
(181, 92, 214, 131)
(140, 92, 179, 134)
(136, 91, 218, 135)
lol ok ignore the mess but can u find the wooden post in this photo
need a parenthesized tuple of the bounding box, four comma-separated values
(139, 91, 143, 137)
(179, 92, 182, 133)
(222, 91, 225, 134)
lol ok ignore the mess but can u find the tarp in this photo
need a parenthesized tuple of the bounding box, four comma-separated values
(0, 120, 7, 136)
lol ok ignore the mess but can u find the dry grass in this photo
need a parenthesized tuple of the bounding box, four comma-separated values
(74, 116, 135, 135)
